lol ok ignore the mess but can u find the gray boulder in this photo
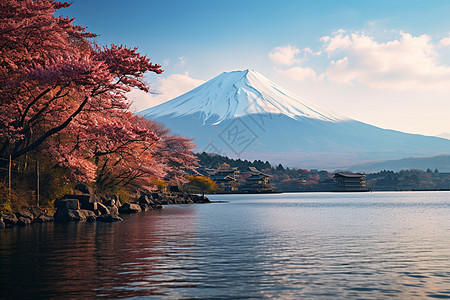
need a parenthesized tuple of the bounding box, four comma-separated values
(119, 203, 141, 214)
(35, 214, 54, 223)
(60, 194, 97, 211)
(54, 209, 88, 222)
(55, 199, 80, 210)
(96, 214, 123, 222)
(79, 209, 96, 218)
(15, 209, 35, 222)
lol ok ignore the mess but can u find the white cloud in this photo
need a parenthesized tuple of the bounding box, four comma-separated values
(276, 66, 318, 81)
(322, 30, 450, 90)
(128, 72, 205, 112)
(439, 36, 450, 46)
(269, 45, 301, 66)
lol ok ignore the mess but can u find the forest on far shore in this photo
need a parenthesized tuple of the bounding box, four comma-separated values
(196, 152, 450, 191)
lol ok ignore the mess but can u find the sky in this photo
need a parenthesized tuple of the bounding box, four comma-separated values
(61, 0, 450, 137)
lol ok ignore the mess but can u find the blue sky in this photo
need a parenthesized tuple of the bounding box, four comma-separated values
(61, 0, 450, 137)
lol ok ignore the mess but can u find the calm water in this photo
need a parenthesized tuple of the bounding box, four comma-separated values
(1, 192, 450, 299)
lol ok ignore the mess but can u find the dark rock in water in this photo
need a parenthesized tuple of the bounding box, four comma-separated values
(35, 214, 54, 223)
(139, 203, 150, 211)
(108, 205, 119, 216)
(0, 218, 5, 229)
(54, 199, 80, 210)
(17, 216, 31, 226)
(86, 215, 96, 222)
(191, 195, 211, 203)
(79, 209, 96, 218)
(74, 183, 93, 195)
(2, 212, 18, 226)
(15, 209, 35, 222)
(96, 214, 122, 222)
(153, 204, 163, 210)
(119, 203, 141, 214)
(54, 208, 92, 222)
(97, 203, 110, 215)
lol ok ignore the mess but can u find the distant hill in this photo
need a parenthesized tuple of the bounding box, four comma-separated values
(349, 155, 450, 173)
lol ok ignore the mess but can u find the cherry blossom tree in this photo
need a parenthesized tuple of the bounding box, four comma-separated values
(0, 0, 162, 163)
(0, 0, 198, 191)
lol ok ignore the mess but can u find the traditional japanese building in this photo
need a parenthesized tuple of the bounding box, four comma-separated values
(240, 167, 272, 192)
(210, 168, 240, 192)
(333, 172, 368, 192)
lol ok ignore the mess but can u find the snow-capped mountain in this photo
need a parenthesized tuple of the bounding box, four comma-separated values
(141, 69, 450, 169)
(146, 69, 344, 124)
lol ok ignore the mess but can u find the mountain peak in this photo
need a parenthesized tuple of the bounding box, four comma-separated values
(141, 69, 346, 124)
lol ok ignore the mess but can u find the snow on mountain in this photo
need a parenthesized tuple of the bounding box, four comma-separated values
(142, 69, 345, 124)
(141, 69, 450, 169)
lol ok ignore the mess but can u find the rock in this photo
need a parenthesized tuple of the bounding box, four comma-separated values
(54, 208, 86, 222)
(86, 215, 96, 222)
(191, 195, 211, 203)
(15, 209, 35, 222)
(54, 199, 80, 210)
(108, 205, 119, 216)
(119, 203, 141, 214)
(35, 214, 54, 223)
(79, 209, 96, 218)
(139, 195, 153, 206)
(139, 203, 150, 211)
(17, 217, 31, 226)
(152, 204, 163, 210)
(74, 183, 93, 194)
(2, 212, 18, 226)
(97, 203, 110, 215)
(96, 214, 123, 222)
(0, 218, 5, 229)
(103, 199, 116, 207)
(60, 194, 97, 210)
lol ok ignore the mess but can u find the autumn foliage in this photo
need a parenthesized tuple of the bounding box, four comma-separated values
(0, 0, 197, 197)
(188, 176, 216, 196)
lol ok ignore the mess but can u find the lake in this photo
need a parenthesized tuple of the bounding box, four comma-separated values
(1, 191, 450, 299)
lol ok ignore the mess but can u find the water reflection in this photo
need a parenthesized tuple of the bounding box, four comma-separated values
(1, 193, 450, 299)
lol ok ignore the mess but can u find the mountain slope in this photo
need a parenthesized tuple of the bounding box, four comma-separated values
(144, 69, 344, 123)
(141, 70, 450, 169)
(350, 155, 450, 172)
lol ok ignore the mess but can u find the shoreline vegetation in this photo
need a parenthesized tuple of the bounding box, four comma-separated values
(0, 0, 198, 216)
(0, 183, 210, 229)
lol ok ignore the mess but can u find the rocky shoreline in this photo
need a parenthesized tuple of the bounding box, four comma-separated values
(0, 186, 210, 229)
